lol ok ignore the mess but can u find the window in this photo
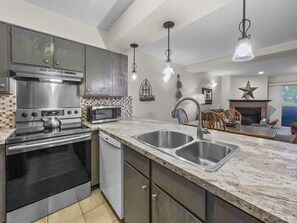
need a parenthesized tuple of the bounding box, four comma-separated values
(282, 85, 297, 126)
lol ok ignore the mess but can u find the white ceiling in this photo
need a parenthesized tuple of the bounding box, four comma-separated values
(24, 0, 134, 30)
(140, 0, 297, 76)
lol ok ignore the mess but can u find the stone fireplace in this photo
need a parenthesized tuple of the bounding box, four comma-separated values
(229, 100, 271, 125)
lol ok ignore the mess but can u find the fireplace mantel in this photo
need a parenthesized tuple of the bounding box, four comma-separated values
(228, 99, 271, 102)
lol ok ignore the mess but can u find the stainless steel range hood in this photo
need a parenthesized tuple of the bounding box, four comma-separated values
(10, 64, 84, 84)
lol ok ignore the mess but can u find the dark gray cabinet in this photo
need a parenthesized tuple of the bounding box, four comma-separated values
(151, 184, 202, 223)
(53, 37, 85, 72)
(124, 162, 149, 223)
(11, 26, 52, 67)
(112, 53, 128, 96)
(11, 26, 85, 72)
(207, 194, 262, 223)
(0, 22, 10, 93)
(85, 46, 112, 96)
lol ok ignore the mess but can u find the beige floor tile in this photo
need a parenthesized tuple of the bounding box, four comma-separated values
(112, 220, 121, 223)
(68, 215, 85, 223)
(79, 189, 106, 214)
(48, 203, 82, 223)
(33, 216, 47, 223)
(84, 203, 117, 223)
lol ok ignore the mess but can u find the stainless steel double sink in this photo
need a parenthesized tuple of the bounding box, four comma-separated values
(132, 130, 239, 172)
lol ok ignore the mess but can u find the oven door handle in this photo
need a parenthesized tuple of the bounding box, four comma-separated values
(6, 133, 91, 155)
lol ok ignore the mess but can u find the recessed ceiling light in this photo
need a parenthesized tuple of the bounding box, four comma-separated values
(258, 71, 264, 75)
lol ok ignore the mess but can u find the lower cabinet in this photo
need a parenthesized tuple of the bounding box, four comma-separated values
(151, 184, 202, 223)
(123, 146, 263, 223)
(91, 131, 99, 186)
(207, 193, 262, 223)
(124, 162, 149, 223)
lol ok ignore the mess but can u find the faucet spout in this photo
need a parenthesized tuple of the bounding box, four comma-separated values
(172, 97, 210, 140)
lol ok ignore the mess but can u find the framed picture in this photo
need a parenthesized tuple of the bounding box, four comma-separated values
(202, 87, 212, 104)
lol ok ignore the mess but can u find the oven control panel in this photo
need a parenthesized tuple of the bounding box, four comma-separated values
(16, 108, 82, 122)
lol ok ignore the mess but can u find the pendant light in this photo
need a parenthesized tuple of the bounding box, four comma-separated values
(162, 21, 175, 82)
(130, 43, 138, 81)
(232, 0, 254, 62)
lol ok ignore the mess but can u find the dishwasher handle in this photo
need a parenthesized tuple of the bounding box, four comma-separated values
(99, 132, 121, 148)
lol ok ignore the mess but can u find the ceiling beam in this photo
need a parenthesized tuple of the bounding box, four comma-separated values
(105, 0, 234, 52)
(186, 40, 297, 73)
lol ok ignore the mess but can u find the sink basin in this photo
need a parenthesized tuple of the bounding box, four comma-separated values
(175, 140, 239, 172)
(132, 130, 194, 149)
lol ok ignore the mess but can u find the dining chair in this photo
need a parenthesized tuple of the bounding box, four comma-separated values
(221, 109, 242, 124)
(177, 108, 189, 124)
(293, 135, 297, 144)
(202, 111, 226, 131)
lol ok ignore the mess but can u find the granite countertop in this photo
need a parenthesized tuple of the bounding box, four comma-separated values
(84, 118, 297, 223)
(0, 128, 15, 145)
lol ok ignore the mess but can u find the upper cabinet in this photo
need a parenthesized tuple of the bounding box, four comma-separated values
(85, 46, 112, 96)
(11, 27, 85, 72)
(84, 46, 128, 97)
(112, 52, 128, 97)
(11, 26, 53, 67)
(53, 37, 85, 72)
(0, 22, 10, 93)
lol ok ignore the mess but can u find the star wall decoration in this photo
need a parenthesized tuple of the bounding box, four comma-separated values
(239, 81, 258, 99)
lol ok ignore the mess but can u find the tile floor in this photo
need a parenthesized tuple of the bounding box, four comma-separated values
(33, 187, 120, 223)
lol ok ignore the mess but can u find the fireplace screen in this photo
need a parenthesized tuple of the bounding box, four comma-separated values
(235, 107, 261, 125)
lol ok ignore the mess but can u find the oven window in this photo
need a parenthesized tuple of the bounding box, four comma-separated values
(92, 109, 113, 120)
(6, 139, 91, 212)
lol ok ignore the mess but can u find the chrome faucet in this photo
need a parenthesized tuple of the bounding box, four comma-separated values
(172, 97, 210, 140)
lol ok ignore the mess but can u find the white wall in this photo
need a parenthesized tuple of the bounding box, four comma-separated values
(128, 51, 221, 123)
(229, 76, 268, 100)
(0, 0, 106, 48)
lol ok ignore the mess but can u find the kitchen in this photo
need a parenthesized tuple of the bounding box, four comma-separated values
(0, 0, 297, 223)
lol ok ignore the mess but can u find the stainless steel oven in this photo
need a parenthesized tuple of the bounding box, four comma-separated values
(6, 64, 91, 223)
(87, 105, 121, 124)
(5, 132, 91, 223)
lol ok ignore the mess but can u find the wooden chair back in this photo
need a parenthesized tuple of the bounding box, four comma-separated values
(293, 135, 297, 144)
(222, 109, 242, 124)
(177, 108, 189, 124)
(202, 111, 226, 131)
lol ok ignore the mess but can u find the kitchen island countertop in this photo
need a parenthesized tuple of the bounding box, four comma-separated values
(84, 118, 297, 223)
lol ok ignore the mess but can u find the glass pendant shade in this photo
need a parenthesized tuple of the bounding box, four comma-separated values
(131, 71, 138, 81)
(232, 38, 254, 62)
(162, 62, 174, 82)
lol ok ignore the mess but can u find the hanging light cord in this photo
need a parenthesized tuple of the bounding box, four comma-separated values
(238, 0, 251, 40)
(132, 47, 137, 72)
(165, 26, 172, 62)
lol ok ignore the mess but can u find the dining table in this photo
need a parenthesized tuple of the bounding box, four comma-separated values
(184, 120, 278, 140)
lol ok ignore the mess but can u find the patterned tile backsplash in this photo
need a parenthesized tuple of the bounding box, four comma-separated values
(0, 95, 132, 129)
(81, 96, 133, 121)
(0, 95, 16, 129)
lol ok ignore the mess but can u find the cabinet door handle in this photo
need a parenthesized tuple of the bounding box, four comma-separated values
(0, 83, 5, 88)
(44, 59, 49, 64)
(141, 185, 147, 190)
(55, 61, 60, 65)
(87, 88, 91, 92)
(152, 194, 157, 200)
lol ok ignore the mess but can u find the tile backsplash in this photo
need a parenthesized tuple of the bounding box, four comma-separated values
(0, 95, 16, 129)
(0, 95, 132, 129)
(81, 96, 133, 121)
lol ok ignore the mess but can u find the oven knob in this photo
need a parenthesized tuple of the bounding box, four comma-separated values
(21, 112, 28, 118)
(31, 112, 38, 117)
(67, 111, 72, 115)
(74, 110, 79, 114)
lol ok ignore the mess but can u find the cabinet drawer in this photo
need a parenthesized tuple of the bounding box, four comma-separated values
(124, 146, 149, 178)
(124, 162, 149, 223)
(152, 161, 206, 221)
(152, 184, 202, 223)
